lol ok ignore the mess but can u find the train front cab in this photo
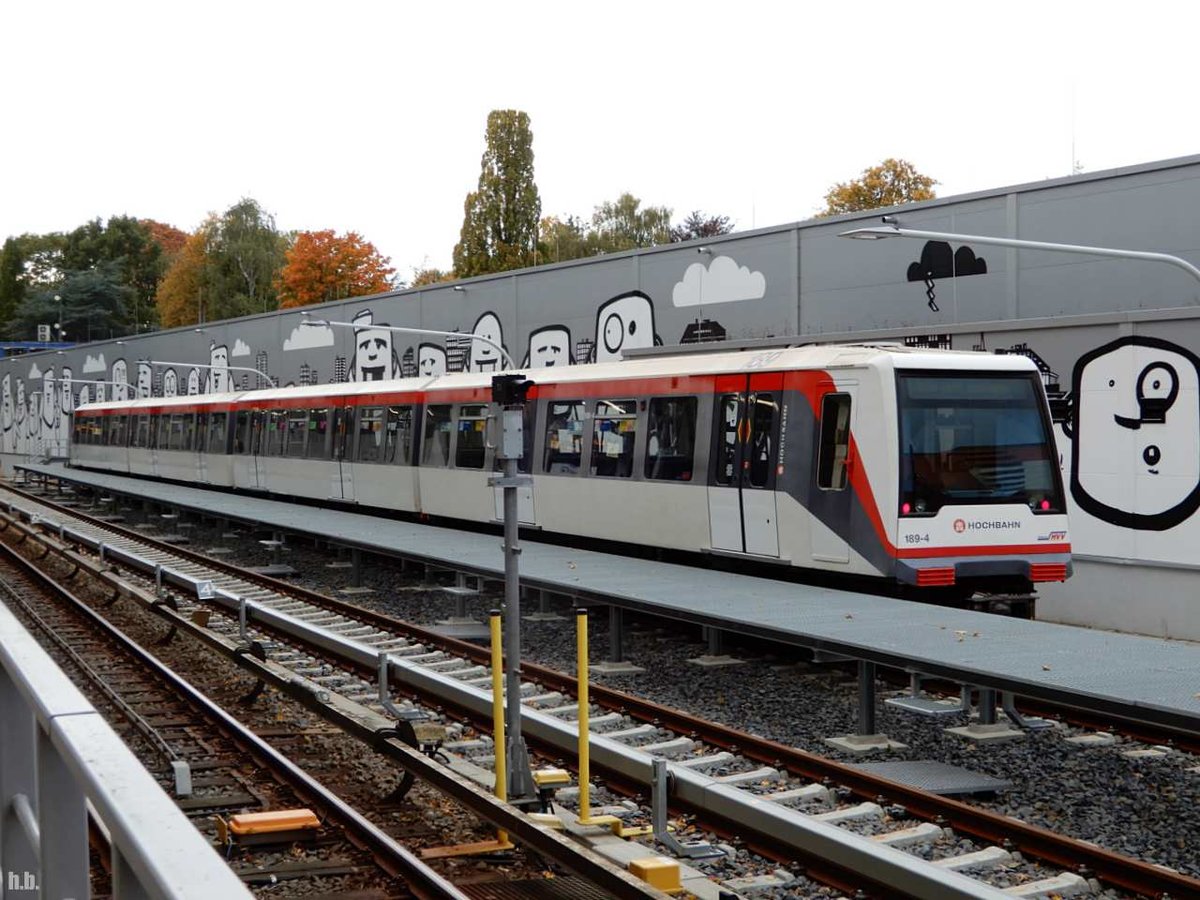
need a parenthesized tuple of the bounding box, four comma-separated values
(888, 364, 1071, 594)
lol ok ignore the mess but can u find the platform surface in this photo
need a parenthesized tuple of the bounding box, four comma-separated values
(14, 463, 1200, 732)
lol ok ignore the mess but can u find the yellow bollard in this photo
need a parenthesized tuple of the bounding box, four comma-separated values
(489, 609, 507, 843)
(576, 606, 592, 823)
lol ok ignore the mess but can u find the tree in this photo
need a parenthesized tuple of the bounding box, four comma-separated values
(409, 267, 455, 288)
(452, 110, 542, 277)
(154, 224, 212, 329)
(670, 210, 734, 243)
(276, 230, 395, 309)
(819, 158, 937, 217)
(586, 193, 672, 254)
(205, 198, 290, 318)
(141, 219, 189, 264)
(61, 215, 163, 330)
(0, 238, 27, 327)
(7, 261, 131, 341)
(538, 215, 588, 263)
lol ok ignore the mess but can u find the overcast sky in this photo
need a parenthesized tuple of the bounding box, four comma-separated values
(3, 1, 1198, 282)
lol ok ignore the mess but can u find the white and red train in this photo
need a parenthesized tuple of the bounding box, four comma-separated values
(69, 343, 1071, 597)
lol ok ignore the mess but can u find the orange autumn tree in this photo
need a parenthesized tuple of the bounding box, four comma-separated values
(276, 229, 395, 309)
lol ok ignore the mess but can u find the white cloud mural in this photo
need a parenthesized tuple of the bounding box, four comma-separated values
(283, 323, 334, 351)
(672, 254, 766, 307)
(82, 352, 107, 374)
(232, 338, 251, 357)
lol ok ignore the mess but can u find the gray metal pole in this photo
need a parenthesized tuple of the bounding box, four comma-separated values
(492, 377, 535, 800)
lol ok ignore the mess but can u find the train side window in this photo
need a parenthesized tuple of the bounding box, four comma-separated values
(816, 393, 852, 491)
(645, 397, 697, 481)
(455, 404, 487, 469)
(305, 408, 329, 459)
(209, 413, 228, 454)
(157, 415, 170, 449)
(193, 413, 205, 452)
(748, 393, 777, 488)
(422, 405, 452, 466)
(357, 407, 385, 462)
(285, 409, 308, 458)
(590, 399, 637, 478)
(132, 414, 147, 449)
(385, 406, 413, 464)
(543, 400, 585, 474)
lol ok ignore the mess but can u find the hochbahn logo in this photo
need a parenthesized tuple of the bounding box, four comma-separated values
(954, 518, 1020, 533)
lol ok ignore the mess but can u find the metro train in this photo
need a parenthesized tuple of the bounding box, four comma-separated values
(68, 343, 1071, 599)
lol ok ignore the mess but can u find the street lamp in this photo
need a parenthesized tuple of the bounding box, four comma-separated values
(299, 312, 518, 370)
(139, 359, 278, 389)
(838, 220, 1200, 293)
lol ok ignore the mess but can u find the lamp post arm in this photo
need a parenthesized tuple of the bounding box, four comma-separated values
(848, 226, 1200, 293)
(305, 317, 518, 370)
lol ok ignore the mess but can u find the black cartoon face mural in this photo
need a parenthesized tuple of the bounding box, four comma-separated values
(417, 343, 446, 377)
(1067, 336, 1200, 531)
(906, 241, 987, 312)
(350, 309, 401, 381)
(207, 342, 231, 393)
(593, 290, 662, 363)
(524, 325, 572, 368)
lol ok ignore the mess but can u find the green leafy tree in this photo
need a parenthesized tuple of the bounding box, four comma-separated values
(586, 192, 672, 254)
(819, 158, 937, 217)
(0, 238, 27, 326)
(7, 261, 131, 342)
(670, 210, 734, 243)
(205, 198, 290, 318)
(452, 110, 542, 277)
(61, 215, 163, 330)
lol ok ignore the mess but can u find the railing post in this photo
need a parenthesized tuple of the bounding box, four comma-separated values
(38, 727, 88, 899)
(0, 669, 38, 891)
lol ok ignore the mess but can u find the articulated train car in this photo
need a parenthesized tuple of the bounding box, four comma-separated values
(69, 344, 1071, 598)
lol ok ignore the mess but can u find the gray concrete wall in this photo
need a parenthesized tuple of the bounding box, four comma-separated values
(7, 153, 1200, 638)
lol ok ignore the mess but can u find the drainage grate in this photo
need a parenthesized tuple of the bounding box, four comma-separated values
(849, 760, 1012, 796)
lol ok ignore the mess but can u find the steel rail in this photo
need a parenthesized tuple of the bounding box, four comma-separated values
(7, 480, 1200, 897)
(0, 537, 469, 900)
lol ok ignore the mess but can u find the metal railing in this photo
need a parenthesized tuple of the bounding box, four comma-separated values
(0, 598, 251, 899)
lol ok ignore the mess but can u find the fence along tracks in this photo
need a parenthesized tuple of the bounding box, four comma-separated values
(4, 479, 1200, 898)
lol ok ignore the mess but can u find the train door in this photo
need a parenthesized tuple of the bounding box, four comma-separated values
(809, 384, 857, 564)
(195, 413, 208, 483)
(707, 375, 781, 557)
(333, 406, 354, 501)
(251, 411, 267, 490)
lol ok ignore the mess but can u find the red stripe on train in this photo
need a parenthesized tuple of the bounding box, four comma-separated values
(899, 543, 1072, 559)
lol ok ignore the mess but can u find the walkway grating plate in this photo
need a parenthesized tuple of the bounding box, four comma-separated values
(849, 760, 1012, 796)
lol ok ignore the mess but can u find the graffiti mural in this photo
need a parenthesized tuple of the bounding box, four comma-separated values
(1064, 336, 1200, 532)
(906, 241, 988, 312)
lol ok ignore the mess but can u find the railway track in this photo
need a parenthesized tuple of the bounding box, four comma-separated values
(0, 537, 466, 899)
(3, 478, 1197, 899)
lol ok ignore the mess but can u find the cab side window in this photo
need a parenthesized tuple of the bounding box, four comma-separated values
(817, 393, 852, 490)
(422, 405, 452, 466)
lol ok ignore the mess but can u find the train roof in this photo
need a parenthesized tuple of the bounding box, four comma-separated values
(75, 343, 1037, 413)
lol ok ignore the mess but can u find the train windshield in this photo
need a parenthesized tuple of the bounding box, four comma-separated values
(897, 373, 1062, 514)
